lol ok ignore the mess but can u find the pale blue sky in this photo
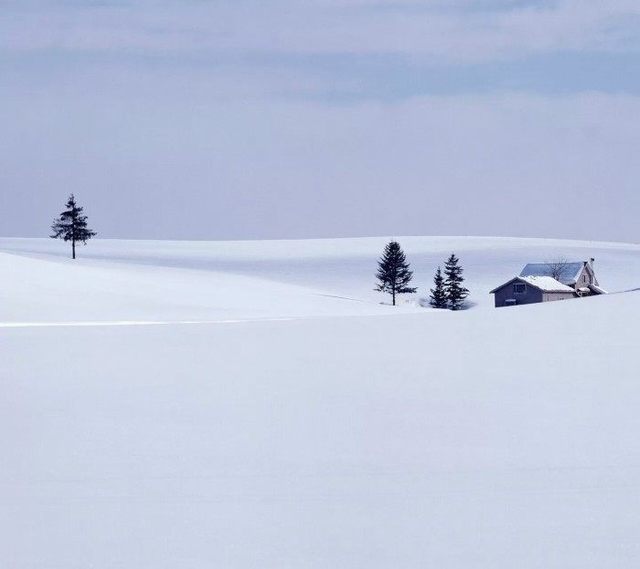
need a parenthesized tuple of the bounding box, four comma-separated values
(1, 0, 639, 241)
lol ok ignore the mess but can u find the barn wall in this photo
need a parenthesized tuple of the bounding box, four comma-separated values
(543, 292, 575, 302)
(494, 282, 543, 307)
(575, 265, 592, 287)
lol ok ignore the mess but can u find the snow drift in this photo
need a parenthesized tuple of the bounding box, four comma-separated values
(2, 236, 640, 568)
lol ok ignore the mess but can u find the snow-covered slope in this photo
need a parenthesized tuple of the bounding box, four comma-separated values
(0, 247, 400, 324)
(2, 236, 639, 322)
(2, 236, 640, 568)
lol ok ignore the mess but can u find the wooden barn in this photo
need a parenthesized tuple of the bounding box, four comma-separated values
(490, 259, 606, 308)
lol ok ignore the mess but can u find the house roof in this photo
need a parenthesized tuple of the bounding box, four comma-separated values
(588, 284, 608, 295)
(490, 275, 575, 294)
(519, 262, 586, 285)
(519, 276, 575, 293)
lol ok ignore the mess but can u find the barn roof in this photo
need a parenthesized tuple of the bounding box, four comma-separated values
(519, 276, 575, 293)
(519, 262, 585, 285)
(588, 284, 608, 295)
(490, 276, 575, 294)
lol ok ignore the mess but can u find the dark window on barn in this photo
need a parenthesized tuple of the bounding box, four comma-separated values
(513, 283, 526, 294)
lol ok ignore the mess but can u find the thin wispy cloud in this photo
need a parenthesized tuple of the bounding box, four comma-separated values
(1, 1, 639, 242)
(3, 0, 640, 63)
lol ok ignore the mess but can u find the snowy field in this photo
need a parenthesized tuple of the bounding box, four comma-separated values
(2, 236, 640, 568)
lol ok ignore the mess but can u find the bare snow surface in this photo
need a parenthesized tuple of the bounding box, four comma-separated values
(2, 236, 640, 568)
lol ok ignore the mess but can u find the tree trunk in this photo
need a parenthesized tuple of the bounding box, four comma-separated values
(392, 288, 396, 306)
(72, 238, 76, 259)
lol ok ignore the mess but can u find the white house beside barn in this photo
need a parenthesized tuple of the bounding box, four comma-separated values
(490, 259, 607, 308)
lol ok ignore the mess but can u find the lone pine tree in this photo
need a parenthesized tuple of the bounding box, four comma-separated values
(50, 194, 97, 259)
(443, 253, 469, 310)
(429, 266, 448, 308)
(375, 240, 417, 306)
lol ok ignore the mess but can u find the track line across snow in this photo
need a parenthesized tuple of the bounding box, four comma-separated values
(0, 318, 298, 329)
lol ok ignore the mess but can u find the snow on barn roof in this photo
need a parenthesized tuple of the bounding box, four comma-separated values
(519, 262, 585, 285)
(589, 284, 608, 295)
(518, 276, 575, 293)
(490, 275, 575, 294)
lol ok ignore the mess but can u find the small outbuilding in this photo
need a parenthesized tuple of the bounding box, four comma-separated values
(490, 259, 606, 308)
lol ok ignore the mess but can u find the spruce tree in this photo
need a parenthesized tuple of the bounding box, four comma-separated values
(443, 253, 469, 310)
(375, 240, 417, 306)
(50, 194, 97, 259)
(429, 266, 448, 308)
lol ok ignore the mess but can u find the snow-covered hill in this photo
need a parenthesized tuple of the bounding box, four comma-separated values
(2, 236, 639, 323)
(2, 236, 640, 568)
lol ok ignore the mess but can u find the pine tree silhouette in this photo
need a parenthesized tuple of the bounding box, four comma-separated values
(50, 194, 97, 259)
(443, 253, 469, 310)
(375, 241, 417, 306)
(429, 266, 448, 308)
